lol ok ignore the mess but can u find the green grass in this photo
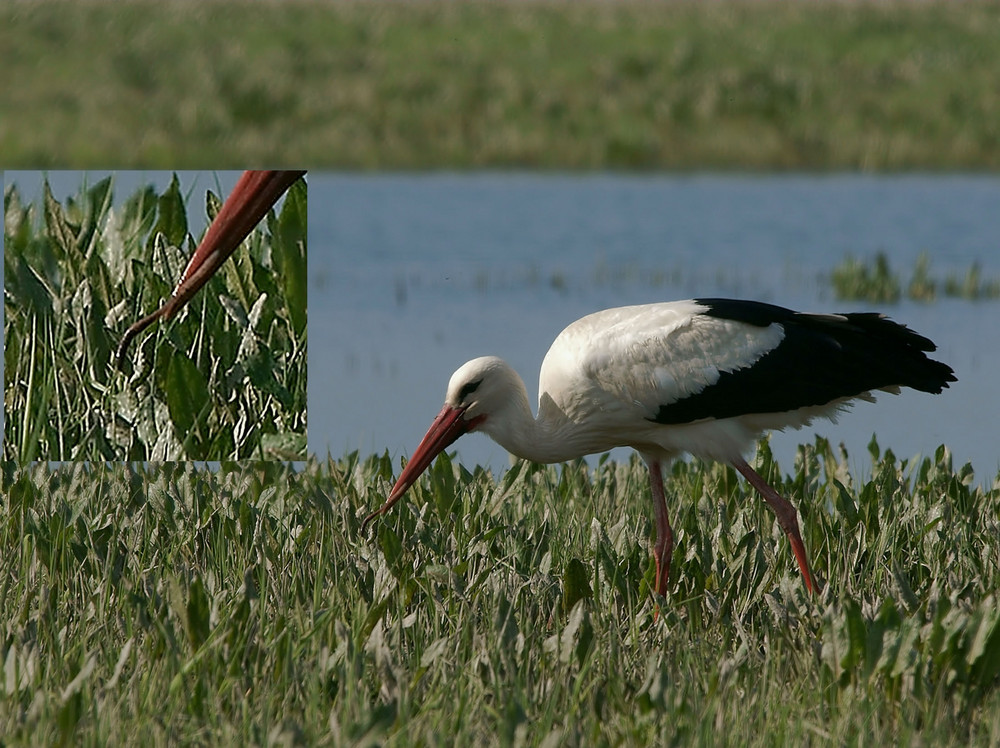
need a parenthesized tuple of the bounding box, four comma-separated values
(831, 252, 1000, 303)
(2, 1, 1000, 169)
(4, 174, 308, 460)
(1, 442, 998, 744)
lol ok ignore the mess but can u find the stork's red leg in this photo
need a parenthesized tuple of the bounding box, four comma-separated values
(646, 458, 673, 598)
(732, 457, 816, 593)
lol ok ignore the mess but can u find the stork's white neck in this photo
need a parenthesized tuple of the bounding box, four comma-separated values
(470, 365, 600, 464)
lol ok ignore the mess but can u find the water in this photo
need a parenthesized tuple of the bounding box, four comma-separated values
(311, 173, 1000, 485)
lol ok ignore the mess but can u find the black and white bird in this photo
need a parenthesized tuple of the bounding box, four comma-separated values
(363, 299, 956, 598)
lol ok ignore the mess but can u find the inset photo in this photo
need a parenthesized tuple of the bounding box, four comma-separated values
(3, 171, 307, 461)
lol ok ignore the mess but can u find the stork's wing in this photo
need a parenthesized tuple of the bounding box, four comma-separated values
(541, 299, 954, 427)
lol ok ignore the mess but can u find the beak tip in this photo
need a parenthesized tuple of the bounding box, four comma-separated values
(360, 495, 393, 534)
(360, 513, 377, 534)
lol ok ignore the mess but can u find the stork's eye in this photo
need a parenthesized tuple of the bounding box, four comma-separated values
(458, 379, 482, 402)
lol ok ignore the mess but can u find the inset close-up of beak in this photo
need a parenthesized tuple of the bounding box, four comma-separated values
(3, 170, 308, 461)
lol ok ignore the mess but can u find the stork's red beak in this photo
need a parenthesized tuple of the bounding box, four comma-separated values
(161, 170, 305, 320)
(361, 404, 472, 530)
(116, 169, 306, 368)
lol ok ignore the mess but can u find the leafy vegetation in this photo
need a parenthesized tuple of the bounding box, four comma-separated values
(832, 252, 1000, 303)
(2, 1, 999, 169)
(3, 174, 307, 460)
(1, 444, 998, 744)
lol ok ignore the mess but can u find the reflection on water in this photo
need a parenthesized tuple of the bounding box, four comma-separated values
(310, 174, 1000, 485)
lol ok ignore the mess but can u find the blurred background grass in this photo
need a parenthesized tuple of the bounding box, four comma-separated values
(1, 1, 998, 170)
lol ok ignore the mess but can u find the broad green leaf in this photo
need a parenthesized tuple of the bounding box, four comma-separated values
(43, 179, 79, 272)
(833, 479, 858, 527)
(379, 525, 405, 578)
(79, 176, 113, 258)
(7, 255, 55, 316)
(186, 575, 211, 650)
(150, 233, 188, 298)
(152, 173, 188, 250)
(4, 183, 27, 243)
(120, 185, 159, 254)
(83, 247, 113, 335)
(842, 598, 866, 673)
(247, 292, 267, 330)
(969, 597, 1000, 687)
(222, 241, 259, 315)
(159, 348, 211, 439)
(419, 637, 449, 669)
(219, 294, 249, 330)
(205, 188, 222, 222)
(273, 177, 307, 336)
(563, 557, 593, 611)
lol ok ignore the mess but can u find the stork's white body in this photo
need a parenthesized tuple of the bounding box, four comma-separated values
(482, 300, 855, 465)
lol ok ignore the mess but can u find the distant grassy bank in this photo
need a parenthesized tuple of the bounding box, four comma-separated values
(1, 1, 999, 169)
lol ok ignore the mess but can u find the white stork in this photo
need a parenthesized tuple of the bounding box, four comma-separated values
(363, 299, 956, 598)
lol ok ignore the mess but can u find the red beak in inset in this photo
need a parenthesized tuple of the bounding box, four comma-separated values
(361, 404, 473, 530)
(116, 169, 306, 368)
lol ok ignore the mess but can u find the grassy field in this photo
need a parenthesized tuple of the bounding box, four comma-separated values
(1, 445, 998, 744)
(1, 1, 999, 169)
(4, 174, 308, 460)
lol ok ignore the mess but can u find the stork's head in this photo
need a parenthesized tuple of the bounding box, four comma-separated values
(446, 355, 525, 419)
(361, 356, 514, 529)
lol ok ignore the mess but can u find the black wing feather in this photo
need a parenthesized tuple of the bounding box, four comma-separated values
(650, 298, 956, 425)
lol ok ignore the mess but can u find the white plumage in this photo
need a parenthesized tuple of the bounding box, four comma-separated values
(364, 298, 955, 599)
